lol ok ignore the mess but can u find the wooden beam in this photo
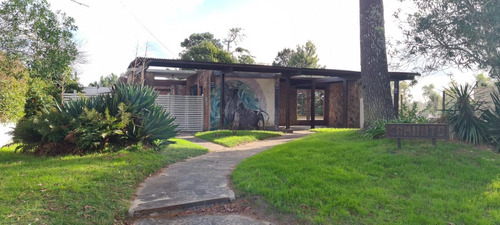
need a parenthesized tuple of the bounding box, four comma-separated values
(314, 76, 359, 84)
(343, 79, 348, 128)
(393, 80, 400, 118)
(213, 71, 280, 79)
(311, 81, 316, 129)
(220, 73, 225, 129)
(153, 80, 186, 86)
(285, 74, 291, 130)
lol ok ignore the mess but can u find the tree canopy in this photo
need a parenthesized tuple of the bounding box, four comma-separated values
(180, 32, 222, 49)
(89, 73, 120, 87)
(397, 0, 500, 78)
(0, 0, 81, 119)
(0, 53, 28, 123)
(272, 41, 323, 68)
(421, 84, 442, 117)
(179, 28, 254, 64)
(180, 40, 235, 63)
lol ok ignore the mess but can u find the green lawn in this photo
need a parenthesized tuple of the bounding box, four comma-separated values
(232, 129, 500, 224)
(0, 139, 207, 224)
(195, 130, 282, 147)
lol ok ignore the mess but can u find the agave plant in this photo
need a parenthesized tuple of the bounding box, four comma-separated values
(130, 104, 178, 144)
(445, 83, 488, 144)
(110, 83, 158, 115)
(12, 83, 178, 155)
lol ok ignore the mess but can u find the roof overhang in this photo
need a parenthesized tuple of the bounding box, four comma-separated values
(127, 57, 419, 81)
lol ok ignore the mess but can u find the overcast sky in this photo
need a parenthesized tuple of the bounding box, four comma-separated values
(47, 0, 476, 98)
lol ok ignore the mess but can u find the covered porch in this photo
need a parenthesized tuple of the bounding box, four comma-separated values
(126, 57, 418, 131)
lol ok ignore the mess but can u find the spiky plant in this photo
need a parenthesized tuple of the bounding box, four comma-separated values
(481, 82, 500, 151)
(445, 83, 488, 144)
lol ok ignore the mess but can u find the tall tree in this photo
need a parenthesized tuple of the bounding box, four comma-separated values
(272, 41, 322, 68)
(360, 0, 394, 126)
(0, 53, 28, 123)
(179, 29, 254, 64)
(397, 0, 500, 78)
(0, 0, 80, 116)
(421, 84, 442, 117)
(272, 48, 294, 67)
(475, 73, 493, 87)
(180, 32, 222, 49)
(180, 40, 235, 63)
(223, 27, 244, 52)
(89, 73, 120, 87)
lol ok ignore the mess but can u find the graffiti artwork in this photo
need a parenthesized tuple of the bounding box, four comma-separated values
(210, 80, 268, 130)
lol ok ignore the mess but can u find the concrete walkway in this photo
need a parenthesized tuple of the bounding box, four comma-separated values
(129, 130, 312, 224)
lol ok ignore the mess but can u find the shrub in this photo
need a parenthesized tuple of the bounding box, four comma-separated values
(364, 102, 428, 139)
(363, 119, 391, 139)
(481, 82, 500, 151)
(11, 84, 178, 155)
(445, 83, 488, 144)
(72, 106, 130, 152)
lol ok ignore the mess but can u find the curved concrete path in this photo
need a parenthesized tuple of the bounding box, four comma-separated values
(130, 130, 311, 224)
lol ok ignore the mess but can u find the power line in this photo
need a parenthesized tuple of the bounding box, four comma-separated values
(118, 0, 176, 57)
(69, 0, 89, 7)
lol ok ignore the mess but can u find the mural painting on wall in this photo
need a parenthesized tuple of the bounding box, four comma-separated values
(210, 80, 268, 130)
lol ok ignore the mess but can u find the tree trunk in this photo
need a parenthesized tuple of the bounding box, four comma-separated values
(360, 0, 395, 127)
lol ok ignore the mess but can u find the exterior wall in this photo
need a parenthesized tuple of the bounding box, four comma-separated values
(279, 81, 297, 126)
(475, 86, 494, 109)
(186, 70, 212, 130)
(326, 82, 361, 128)
(327, 83, 344, 127)
(347, 81, 361, 128)
(210, 77, 276, 130)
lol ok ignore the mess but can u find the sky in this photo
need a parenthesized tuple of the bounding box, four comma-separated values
(47, 0, 477, 99)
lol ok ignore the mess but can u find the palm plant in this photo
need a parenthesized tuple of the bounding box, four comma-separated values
(481, 82, 500, 151)
(445, 83, 488, 144)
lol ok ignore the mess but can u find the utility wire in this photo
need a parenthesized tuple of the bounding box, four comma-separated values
(69, 0, 89, 7)
(118, 0, 176, 57)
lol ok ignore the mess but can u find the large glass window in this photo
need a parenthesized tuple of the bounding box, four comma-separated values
(297, 89, 324, 120)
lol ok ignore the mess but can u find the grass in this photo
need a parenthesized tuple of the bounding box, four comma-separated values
(195, 130, 282, 147)
(0, 139, 207, 225)
(232, 128, 500, 224)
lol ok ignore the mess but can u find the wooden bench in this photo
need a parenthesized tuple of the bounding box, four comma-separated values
(385, 123, 449, 149)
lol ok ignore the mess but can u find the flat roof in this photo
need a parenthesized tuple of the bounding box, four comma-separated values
(127, 57, 419, 80)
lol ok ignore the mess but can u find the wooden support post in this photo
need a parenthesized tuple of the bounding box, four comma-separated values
(219, 73, 225, 129)
(324, 86, 330, 126)
(397, 138, 401, 149)
(285, 75, 291, 130)
(343, 79, 348, 128)
(311, 81, 316, 129)
(394, 80, 400, 118)
(275, 78, 280, 129)
(442, 90, 446, 116)
(432, 138, 436, 146)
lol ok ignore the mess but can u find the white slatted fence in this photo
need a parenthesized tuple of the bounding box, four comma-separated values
(63, 92, 204, 132)
(155, 95, 204, 132)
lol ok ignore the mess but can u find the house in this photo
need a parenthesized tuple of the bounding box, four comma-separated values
(125, 58, 418, 131)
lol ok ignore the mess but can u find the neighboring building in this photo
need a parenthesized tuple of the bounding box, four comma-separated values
(475, 86, 495, 110)
(125, 58, 418, 131)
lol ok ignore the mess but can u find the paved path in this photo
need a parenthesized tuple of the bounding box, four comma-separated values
(130, 130, 311, 224)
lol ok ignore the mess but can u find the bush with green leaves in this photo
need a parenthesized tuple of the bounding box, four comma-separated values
(364, 102, 428, 139)
(11, 83, 178, 155)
